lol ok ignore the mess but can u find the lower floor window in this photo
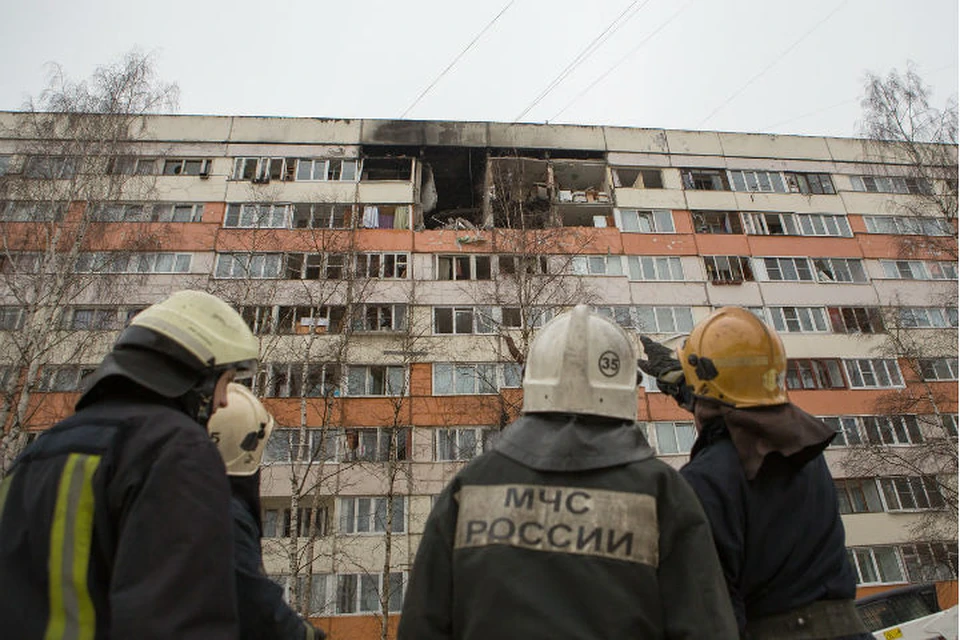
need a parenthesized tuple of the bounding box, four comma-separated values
(336, 572, 404, 614)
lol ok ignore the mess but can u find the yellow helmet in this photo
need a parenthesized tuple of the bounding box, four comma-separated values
(678, 307, 788, 408)
(208, 383, 275, 476)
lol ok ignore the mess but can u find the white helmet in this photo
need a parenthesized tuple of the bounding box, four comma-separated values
(522, 304, 638, 421)
(77, 290, 260, 425)
(130, 290, 259, 379)
(208, 383, 275, 476)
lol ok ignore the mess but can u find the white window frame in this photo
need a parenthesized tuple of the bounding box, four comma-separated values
(224, 203, 289, 228)
(433, 363, 500, 395)
(68, 307, 121, 331)
(844, 359, 904, 389)
(261, 362, 341, 398)
(850, 175, 931, 195)
(341, 427, 412, 462)
(650, 421, 696, 455)
(335, 572, 404, 615)
(434, 427, 498, 461)
(0, 306, 25, 331)
(262, 507, 331, 538)
(437, 254, 491, 281)
(848, 547, 906, 585)
(617, 209, 675, 233)
(702, 255, 753, 284)
(919, 358, 959, 381)
(768, 307, 828, 333)
(862, 415, 923, 445)
(760, 257, 815, 282)
(627, 255, 684, 281)
(572, 255, 624, 276)
(879, 476, 945, 511)
(351, 304, 408, 332)
(38, 365, 96, 392)
(152, 203, 203, 223)
(784, 172, 836, 194)
(356, 253, 409, 279)
(813, 258, 867, 283)
(214, 253, 282, 279)
(898, 307, 958, 328)
(263, 427, 338, 463)
(294, 158, 360, 182)
(162, 158, 210, 177)
(346, 365, 405, 397)
(338, 497, 406, 534)
(822, 416, 865, 447)
(881, 259, 956, 281)
(728, 170, 786, 193)
(75, 252, 192, 274)
(433, 306, 496, 335)
(634, 306, 695, 334)
(864, 215, 952, 236)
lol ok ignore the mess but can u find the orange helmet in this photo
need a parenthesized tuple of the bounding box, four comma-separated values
(678, 307, 788, 408)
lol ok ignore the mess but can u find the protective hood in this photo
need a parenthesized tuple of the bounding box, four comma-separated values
(496, 413, 655, 472)
(692, 399, 836, 480)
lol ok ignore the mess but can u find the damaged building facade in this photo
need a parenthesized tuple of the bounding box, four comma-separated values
(0, 114, 956, 637)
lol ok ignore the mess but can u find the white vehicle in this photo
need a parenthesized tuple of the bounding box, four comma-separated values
(856, 583, 958, 640)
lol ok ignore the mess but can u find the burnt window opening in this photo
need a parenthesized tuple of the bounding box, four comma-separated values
(360, 157, 413, 181)
(419, 147, 487, 229)
(613, 167, 663, 189)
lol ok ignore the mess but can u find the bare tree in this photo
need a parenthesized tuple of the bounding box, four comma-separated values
(844, 66, 959, 542)
(859, 64, 958, 260)
(0, 51, 178, 471)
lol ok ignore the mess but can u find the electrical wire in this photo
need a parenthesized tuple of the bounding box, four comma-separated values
(400, 1, 515, 119)
(548, 0, 694, 123)
(697, 0, 849, 128)
(514, 1, 648, 122)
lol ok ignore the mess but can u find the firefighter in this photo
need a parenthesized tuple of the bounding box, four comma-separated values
(399, 304, 738, 640)
(208, 383, 325, 640)
(638, 306, 873, 640)
(0, 290, 259, 639)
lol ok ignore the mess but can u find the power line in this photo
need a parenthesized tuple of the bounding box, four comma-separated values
(549, 0, 694, 123)
(514, 1, 648, 122)
(400, 1, 515, 119)
(697, 0, 849, 128)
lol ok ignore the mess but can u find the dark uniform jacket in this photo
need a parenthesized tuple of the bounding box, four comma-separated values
(398, 413, 739, 640)
(0, 395, 238, 639)
(680, 421, 871, 640)
(231, 494, 325, 640)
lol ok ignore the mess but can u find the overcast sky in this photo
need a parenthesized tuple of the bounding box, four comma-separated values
(1, 0, 957, 138)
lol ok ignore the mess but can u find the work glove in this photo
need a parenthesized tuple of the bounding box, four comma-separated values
(637, 335, 693, 409)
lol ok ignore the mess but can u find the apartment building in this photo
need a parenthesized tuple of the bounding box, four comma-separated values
(0, 113, 956, 638)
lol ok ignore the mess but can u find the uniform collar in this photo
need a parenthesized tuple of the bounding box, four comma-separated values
(495, 413, 655, 472)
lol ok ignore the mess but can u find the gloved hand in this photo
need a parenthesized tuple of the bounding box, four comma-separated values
(637, 335, 684, 384)
(637, 336, 693, 409)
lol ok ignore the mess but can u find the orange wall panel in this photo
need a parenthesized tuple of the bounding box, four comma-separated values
(215, 228, 359, 253)
(621, 233, 699, 256)
(746, 235, 863, 258)
(354, 229, 415, 252)
(693, 234, 751, 256)
(411, 396, 505, 426)
(309, 614, 399, 640)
